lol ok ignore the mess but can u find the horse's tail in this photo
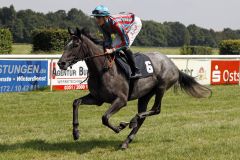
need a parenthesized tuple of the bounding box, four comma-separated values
(178, 70, 212, 98)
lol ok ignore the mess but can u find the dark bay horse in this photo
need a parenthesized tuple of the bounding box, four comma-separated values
(58, 28, 212, 149)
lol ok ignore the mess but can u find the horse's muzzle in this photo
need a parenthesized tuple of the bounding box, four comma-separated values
(57, 61, 68, 70)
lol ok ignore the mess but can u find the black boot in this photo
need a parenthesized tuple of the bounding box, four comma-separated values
(124, 49, 142, 78)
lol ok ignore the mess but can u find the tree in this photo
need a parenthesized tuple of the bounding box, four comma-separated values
(1, 5, 240, 47)
(12, 19, 24, 42)
(0, 5, 16, 26)
(134, 21, 167, 46)
(164, 22, 190, 46)
(187, 24, 217, 47)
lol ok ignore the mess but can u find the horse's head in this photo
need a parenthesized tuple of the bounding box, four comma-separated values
(58, 27, 85, 70)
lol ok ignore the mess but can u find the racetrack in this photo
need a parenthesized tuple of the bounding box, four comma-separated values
(0, 85, 239, 160)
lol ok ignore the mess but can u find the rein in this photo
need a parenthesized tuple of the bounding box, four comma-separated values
(83, 52, 113, 61)
(77, 52, 115, 85)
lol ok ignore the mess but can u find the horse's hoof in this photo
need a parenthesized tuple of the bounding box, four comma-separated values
(120, 121, 130, 129)
(129, 118, 138, 129)
(129, 123, 137, 129)
(114, 128, 120, 134)
(121, 143, 128, 150)
(73, 129, 79, 140)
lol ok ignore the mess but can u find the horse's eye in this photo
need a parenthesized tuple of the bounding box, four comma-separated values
(73, 43, 79, 48)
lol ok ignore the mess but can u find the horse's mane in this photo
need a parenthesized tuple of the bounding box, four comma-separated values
(81, 28, 103, 46)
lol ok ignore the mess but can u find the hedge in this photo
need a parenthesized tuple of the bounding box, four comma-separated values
(32, 29, 69, 52)
(180, 45, 213, 55)
(219, 40, 240, 55)
(0, 28, 13, 54)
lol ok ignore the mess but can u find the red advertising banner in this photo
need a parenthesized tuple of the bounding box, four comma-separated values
(53, 84, 88, 90)
(211, 60, 240, 85)
(50, 60, 88, 90)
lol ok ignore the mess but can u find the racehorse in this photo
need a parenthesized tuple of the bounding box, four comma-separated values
(58, 27, 212, 149)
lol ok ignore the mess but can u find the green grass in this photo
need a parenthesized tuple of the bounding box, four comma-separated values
(0, 85, 240, 160)
(11, 44, 61, 55)
(11, 43, 32, 54)
(10, 43, 182, 55)
(132, 46, 181, 55)
(10, 44, 219, 55)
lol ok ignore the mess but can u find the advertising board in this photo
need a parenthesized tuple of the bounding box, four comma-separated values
(50, 60, 88, 90)
(0, 60, 48, 93)
(211, 60, 240, 85)
(172, 59, 211, 85)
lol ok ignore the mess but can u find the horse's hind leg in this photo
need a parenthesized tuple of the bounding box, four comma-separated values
(121, 92, 154, 149)
(129, 87, 165, 128)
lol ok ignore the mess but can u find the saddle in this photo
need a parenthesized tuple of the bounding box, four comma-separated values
(114, 52, 154, 79)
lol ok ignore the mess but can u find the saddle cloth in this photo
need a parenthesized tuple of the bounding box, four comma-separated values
(114, 52, 154, 79)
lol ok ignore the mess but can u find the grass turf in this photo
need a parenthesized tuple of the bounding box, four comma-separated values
(10, 44, 219, 55)
(11, 44, 33, 55)
(0, 85, 239, 160)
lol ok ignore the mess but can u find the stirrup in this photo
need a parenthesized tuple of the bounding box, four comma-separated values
(131, 72, 142, 79)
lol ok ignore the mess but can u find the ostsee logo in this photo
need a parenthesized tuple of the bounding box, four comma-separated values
(212, 65, 221, 82)
(212, 64, 239, 83)
(222, 69, 239, 82)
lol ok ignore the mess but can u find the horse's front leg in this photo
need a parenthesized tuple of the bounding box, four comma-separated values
(73, 94, 103, 140)
(102, 96, 128, 133)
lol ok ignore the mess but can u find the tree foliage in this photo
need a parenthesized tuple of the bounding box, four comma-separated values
(0, 5, 96, 43)
(1, 5, 240, 48)
(219, 40, 240, 55)
(134, 21, 168, 46)
(32, 29, 68, 52)
(0, 28, 13, 54)
(180, 45, 213, 55)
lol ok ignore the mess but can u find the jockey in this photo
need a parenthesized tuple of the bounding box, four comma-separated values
(91, 5, 142, 78)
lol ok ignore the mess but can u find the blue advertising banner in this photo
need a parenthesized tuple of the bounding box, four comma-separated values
(0, 60, 48, 93)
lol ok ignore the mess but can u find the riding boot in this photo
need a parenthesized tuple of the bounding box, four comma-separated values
(124, 48, 142, 78)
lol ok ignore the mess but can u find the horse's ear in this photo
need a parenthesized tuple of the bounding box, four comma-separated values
(68, 27, 74, 35)
(81, 28, 90, 36)
(76, 27, 82, 37)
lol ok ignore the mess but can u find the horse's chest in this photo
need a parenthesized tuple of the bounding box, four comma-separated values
(88, 77, 116, 102)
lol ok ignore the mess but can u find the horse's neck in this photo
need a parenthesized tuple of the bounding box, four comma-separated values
(82, 36, 106, 76)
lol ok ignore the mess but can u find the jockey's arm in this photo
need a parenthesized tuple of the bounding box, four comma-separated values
(100, 27, 112, 51)
(112, 22, 130, 52)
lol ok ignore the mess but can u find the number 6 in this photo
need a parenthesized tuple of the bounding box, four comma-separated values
(145, 61, 153, 73)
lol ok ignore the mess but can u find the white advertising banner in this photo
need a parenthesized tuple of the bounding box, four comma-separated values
(172, 59, 211, 85)
(50, 60, 88, 90)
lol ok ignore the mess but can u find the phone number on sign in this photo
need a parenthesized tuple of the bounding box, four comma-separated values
(0, 85, 41, 92)
(64, 84, 88, 90)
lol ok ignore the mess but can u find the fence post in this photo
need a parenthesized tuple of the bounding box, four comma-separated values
(50, 59, 53, 92)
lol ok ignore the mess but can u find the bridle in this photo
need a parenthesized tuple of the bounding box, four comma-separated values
(69, 35, 116, 68)
(66, 34, 116, 84)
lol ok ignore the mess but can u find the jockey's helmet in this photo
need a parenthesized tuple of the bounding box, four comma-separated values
(91, 5, 110, 17)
